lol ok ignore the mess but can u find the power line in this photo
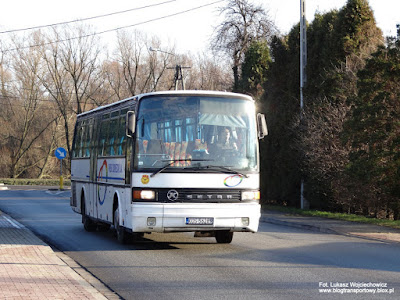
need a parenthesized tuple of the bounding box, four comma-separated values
(0, 96, 114, 111)
(1, 0, 224, 54)
(1, 82, 100, 97)
(0, 0, 176, 34)
(0, 102, 63, 111)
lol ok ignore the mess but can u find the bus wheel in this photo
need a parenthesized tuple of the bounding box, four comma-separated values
(215, 231, 233, 244)
(82, 196, 96, 232)
(114, 208, 127, 244)
(97, 223, 111, 232)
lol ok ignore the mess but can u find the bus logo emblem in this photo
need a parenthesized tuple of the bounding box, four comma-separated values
(167, 190, 179, 201)
(141, 175, 149, 184)
(224, 174, 243, 187)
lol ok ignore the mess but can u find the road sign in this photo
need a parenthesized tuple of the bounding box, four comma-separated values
(55, 147, 67, 160)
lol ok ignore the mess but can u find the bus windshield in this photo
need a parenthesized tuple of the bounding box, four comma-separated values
(134, 95, 258, 172)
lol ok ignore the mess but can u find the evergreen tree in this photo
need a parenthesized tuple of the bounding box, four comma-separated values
(305, 10, 339, 100)
(296, 1, 382, 211)
(239, 40, 271, 99)
(345, 41, 400, 219)
(300, 0, 383, 211)
(306, 0, 382, 102)
(261, 32, 302, 206)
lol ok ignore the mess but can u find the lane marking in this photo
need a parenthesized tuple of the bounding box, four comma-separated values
(3, 215, 25, 229)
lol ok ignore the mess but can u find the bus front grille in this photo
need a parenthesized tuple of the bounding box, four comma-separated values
(157, 189, 241, 203)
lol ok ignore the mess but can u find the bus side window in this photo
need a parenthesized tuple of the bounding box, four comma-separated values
(79, 123, 87, 158)
(80, 125, 86, 157)
(117, 116, 126, 155)
(84, 123, 93, 157)
(72, 122, 83, 158)
(108, 118, 118, 156)
(99, 119, 109, 157)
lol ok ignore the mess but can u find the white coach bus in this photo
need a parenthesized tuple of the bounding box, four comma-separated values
(70, 91, 267, 244)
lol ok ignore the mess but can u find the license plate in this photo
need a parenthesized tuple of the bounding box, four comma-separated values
(185, 217, 214, 225)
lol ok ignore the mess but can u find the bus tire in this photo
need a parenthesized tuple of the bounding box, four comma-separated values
(97, 223, 111, 232)
(82, 193, 96, 232)
(215, 231, 233, 244)
(114, 208, 127, 244)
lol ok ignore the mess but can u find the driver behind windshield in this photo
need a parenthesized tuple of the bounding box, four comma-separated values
(212, 127, 238, 151)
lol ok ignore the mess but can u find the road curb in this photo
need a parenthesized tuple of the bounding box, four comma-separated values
(260, 215, 337, 235)
(260, 214, 400, 245)
(55, 250, 122, 300)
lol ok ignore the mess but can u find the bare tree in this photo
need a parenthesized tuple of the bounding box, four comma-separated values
(186, 52, 232, 91)
(0, 41, 14, 177)
(0, 33, 60, 178)
(115, 30, 145, 96)
(146, 37, 175, 92)
(103, 31, 176, 98)
(39, 25, 102, 162)
(58, 26, 102, 115)
(211, 0, 276, 91)
(102, 59, 125, 101)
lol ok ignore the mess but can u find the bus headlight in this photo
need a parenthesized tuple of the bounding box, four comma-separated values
(133, 190, 156, 200)
(241, 191, 260, 201)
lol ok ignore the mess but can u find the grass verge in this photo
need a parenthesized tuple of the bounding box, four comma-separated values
(264, 205, 400, 229)
(0, 178, 71, 186)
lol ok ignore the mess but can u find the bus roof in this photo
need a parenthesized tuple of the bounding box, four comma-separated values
(135, 90, 254, 101)
(77, 90, 254, 118)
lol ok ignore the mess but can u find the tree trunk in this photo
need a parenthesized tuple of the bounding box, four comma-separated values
(232, 65, 239, 92)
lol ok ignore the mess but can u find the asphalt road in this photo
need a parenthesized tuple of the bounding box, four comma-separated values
(0, 188, 399, 299)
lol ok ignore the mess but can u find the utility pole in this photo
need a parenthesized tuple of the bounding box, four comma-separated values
(300, 0, 307, 113)
(149, 47, 190, 91)
(168, 65, 191, 90)
(300, 0, 307, 209)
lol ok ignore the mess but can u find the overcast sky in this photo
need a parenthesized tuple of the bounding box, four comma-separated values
(0, 0, 399, 54)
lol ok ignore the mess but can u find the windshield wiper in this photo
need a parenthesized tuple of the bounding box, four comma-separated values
(150, 159, 213, 177)
(186, 165, 249, 178)
(150, 161, 175, 178)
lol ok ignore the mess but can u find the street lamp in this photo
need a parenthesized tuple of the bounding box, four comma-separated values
(149, 47, 174, 56)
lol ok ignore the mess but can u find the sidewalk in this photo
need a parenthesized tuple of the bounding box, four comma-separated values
(0, 210, 114, 300)
(261, 209, 400, 243)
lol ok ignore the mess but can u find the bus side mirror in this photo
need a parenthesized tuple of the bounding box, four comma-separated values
(126, 111, 136, 138)
(257, 113, 268, 139)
